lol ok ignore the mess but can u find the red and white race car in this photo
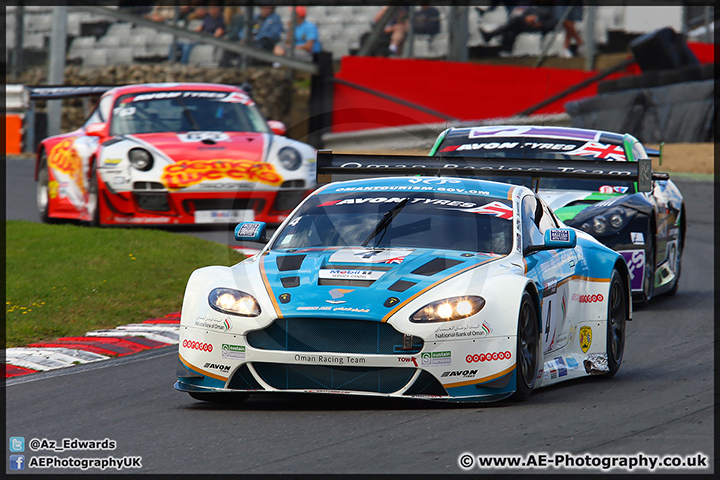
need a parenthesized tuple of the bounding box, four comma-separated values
(35, 82, 316, 226)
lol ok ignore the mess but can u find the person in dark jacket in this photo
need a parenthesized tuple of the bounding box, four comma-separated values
(480, 0, 557, 57)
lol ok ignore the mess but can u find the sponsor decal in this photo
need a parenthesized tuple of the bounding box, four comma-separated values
(420, 351, 452, 366)
(221, 344, 245, 360)
(550, 364, 558, 379)
(566, 357, 579, 368)
(219, 91, 254, 105)
(161, 159, 283, 190)
(237, 223, 262, 237)
(104, 158, 122, 165)
(318, 269, 385, 281)
(543, 277, 558, 296)
(194, 315, 233, 331)
(571, 293, 604, 304)
(549, 230, 569, 242)
(279, 293, 291, 304)
(176, 131, 231, 143)
(319, 197, 477, 208)
(441, 369, 478, 378)
(294, 354, 366, 365)
(452, 201, 513, 219)
(455, 141, 521, 151)
(113, 216, 174, 224)
(619, 250, 646, 291)
(398, 356, 418, 367)
(554, 356, 568, 377)
(203, 362, 231, 372)
(48, 180, 60, 199)
(326, 288, 354, 304)
(599, 185, 629, 194)
(129, 91, 231, 103)
(383, 297, 400, 307)
(297, 304, 370, 313)
(48, 137, 85, 193)
(630, 232, 645, 245)
(567, 141, 626, 161)
(182, 340, 213, 352)
(579, 326, 592, 353)
(465, 351, 512, 363)
(467, 126, 598, 140)
(433, 321, 492, 340)
(328, 248, 414, 265)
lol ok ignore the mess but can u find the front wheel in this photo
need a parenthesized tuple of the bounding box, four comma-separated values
(606, 269, 628, 377)
(188, 392, 250, 404)
(37, 151, 50, 223)
(511, 292, 540, 401)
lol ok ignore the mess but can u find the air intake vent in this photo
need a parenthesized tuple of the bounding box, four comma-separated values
(276, 255, 306, 271)
(388, 280, 416, 292)
(411, 258, 464, 276)
(281, 276, 300, 288)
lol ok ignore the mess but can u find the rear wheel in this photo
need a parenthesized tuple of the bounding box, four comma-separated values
(606, 269, 627, 377)
(636, 229, 655, 308)
(511, 292, 540, 401)
(666, 221, 683, 296)
(188, 392, 249, 404)
(36, 151, 50, 222)
(87, 162, 101, 226)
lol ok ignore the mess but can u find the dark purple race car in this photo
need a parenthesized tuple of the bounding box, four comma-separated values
(430, 125, 685, 306)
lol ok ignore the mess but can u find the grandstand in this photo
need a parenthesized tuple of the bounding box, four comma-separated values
(5, 5, 705, 69)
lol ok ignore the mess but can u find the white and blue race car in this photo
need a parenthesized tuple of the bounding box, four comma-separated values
(175, 151, 659, 403)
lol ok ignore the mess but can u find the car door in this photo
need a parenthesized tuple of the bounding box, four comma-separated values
(522, 194, 580, 354)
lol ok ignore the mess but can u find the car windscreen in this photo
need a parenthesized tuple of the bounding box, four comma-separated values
(271, 191, 514, 255)
(109, 91, 271, 135)
(437, 135, 636, 194)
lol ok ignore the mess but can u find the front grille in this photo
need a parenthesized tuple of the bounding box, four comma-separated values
(253, 362, 416, 393)
(134, 192, 170, 211)
(246, 317, 423, 354)
(227, 364, 263, 390)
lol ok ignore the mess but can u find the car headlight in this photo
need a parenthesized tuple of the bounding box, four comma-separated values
(410, 296, 485, 323)
(208, 288, 261, 317)
(278, 147, 302, 171)
(579, 207, 637, 236)
(592, 217, 608, 235)
(128, 148, 153, 171)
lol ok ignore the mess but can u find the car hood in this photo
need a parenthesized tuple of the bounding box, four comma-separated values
(127, 131, 268, 163)
(539, 190, 628, 223)
(256, 246, 504, 322)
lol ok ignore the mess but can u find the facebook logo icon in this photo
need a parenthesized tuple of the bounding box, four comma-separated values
(9, 455, 25, 470)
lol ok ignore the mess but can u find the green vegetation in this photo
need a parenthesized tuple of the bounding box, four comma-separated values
(5, 220, 244, 347)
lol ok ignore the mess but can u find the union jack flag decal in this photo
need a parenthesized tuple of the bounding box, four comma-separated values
(568, 142, 626, 161)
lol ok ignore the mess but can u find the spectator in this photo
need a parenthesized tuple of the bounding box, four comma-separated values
(413, 4, 441, 37)
(242, 6, 284, 51)
(475, 1, 520, 18)
(479, 0, 557, 57)
(375, 6, 409, 56)
(273, 6, 322, 62)
(554, 2, 584, 58)
(219, 7, 246, 67)
(170, 2, 226, 64)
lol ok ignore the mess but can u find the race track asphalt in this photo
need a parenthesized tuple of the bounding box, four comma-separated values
(5, 157, 714, 474)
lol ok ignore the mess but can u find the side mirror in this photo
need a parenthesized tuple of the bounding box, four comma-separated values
(524, 229, 577, 255)
(85, 122, 108, 137)
(235, 221, 268, 243)
(544, 228, 577, 249)
(267, 120, 287, 136)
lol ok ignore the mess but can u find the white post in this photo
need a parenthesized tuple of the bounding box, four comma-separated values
(47, 6, 68, 137)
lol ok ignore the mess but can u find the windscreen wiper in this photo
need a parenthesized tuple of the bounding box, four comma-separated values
(175, 97, 200, 131)
(362, 196, 412, 247)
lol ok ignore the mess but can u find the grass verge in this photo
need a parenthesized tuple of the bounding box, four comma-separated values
(5, 220, 244, 348)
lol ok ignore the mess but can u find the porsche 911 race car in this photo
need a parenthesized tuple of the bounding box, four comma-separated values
(34, 82, 316, 226)
(174, 151, 662, 404)
(430, 126, 685, 305)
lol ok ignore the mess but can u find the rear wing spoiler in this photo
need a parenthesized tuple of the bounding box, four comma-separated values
(316, 150, 665, 192)
(26, 83, 254, 100)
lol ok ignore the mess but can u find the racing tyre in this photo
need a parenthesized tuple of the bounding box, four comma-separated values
(87, 162, 101, 227)
(666, 224, 683, 297)
(511, 292, 540, 401)
(36, 151, 51, 223)
(188, 392, 250, 404)
(606, 269, 627, 377)
(636, 229, 655, 308)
